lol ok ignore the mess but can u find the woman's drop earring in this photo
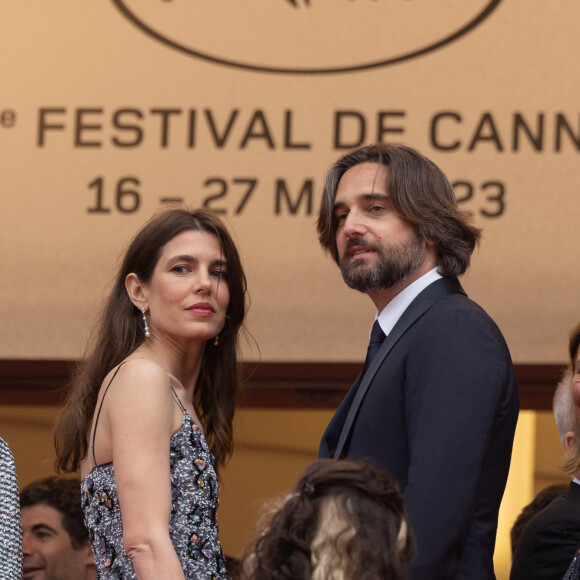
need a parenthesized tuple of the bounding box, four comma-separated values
(213, 335, 219, 347)
(142, 307, 150, 338)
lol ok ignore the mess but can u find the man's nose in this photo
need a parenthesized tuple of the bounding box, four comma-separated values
(21, 533, 32, 554)
(342, 209, 366, 238)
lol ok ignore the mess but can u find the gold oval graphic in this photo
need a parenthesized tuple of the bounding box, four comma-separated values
(113, 0, 502, 74)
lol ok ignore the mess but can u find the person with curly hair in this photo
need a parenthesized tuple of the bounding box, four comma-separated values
(241, 459, 415, 580)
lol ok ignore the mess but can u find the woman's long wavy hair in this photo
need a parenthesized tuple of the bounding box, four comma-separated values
(242, 459, 415, 580)
(54, 208, 247, 473)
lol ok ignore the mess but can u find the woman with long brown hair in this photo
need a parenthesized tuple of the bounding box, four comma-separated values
(54, 207, 247, 579)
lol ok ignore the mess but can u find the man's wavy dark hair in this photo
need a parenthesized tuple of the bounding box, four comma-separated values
(242, 459, 415, 580)
(20, 476, 87, 549)
(317, 143, 481, 278)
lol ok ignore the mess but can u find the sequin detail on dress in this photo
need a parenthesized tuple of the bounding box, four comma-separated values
(564, 549, 580, 580)
(81, 412, 229, 579)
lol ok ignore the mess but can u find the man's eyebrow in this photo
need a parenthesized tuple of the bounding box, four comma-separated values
(359, 193, 390, 202)
(333, 192, 390, 212)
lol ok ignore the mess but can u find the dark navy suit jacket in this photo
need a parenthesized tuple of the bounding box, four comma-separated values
(319, 277, 519, 580)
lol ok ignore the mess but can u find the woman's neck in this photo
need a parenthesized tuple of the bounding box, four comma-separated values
(133, 337, 206, 398)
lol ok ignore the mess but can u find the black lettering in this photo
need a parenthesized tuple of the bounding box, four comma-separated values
(205, 110, 239, 148)
(150, 108, 182, 148)
(87, 176, 141, 214)
(188, 109, 196, 148)
(452, 181, 474, 205)
(467, 112, 503, 152)
(430, 112, 461, 151)
(38, 108, 66, 147)
(112, 109, 144, 148)
(75, 108, 103, 148)
(203, 178, 228, 214)
(377, 111, 405, 142)
(513, 113, 543, 151)
(87, 177, 110, 214)
(480, 181, 505, 217)
(240, 110, 275, 149)
(555, 113, 580, 151)
(0, 109, 16, 128)
(116, 177, 141, 213)
(284, 110, 311, 149)
(234, 179, 258, 214)
(275, 179, 313, 215)
(333, 111, 365, 149)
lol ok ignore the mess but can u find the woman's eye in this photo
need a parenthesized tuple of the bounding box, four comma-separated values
(211, 270, 227, 280)
(171, 265, 189, 274)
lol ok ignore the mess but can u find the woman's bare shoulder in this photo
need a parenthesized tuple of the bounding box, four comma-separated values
(101, 358, 172, 406)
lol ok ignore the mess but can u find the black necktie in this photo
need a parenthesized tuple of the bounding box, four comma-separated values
(362, 320, 386, 375)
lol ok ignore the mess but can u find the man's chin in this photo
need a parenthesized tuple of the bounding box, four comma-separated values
(341, 253, 375, 268)
(342, 273, 380, 294)
(340, 259, 371, 275)
(340, 257, 374, 280)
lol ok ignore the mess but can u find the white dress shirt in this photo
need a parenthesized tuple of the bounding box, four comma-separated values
(374, 267, 443, 337)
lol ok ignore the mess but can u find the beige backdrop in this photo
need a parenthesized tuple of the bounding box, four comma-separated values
(0, 0, 579, 363)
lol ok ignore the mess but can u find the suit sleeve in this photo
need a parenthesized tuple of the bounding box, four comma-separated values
(402, 306, 517, 578)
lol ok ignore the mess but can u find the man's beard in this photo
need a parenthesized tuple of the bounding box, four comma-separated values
(339, 232, 425, 293)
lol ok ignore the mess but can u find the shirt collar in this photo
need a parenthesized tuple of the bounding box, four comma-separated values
(374, 268, 443, 336)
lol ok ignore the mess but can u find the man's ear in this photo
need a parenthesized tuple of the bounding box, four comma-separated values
(564, 430, 575, 451)
(125, 272, 148, 310)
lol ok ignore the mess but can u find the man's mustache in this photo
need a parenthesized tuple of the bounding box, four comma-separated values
(343, 237, 382, 257)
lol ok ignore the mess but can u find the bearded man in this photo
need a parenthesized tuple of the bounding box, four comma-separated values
(317, 143, 519, 580)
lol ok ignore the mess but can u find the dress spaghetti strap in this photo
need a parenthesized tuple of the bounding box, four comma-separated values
(91, 362, 126, 468)
(170, 385, 186, 414)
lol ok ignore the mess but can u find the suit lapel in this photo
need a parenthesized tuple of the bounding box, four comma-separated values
(318, 372, 363, 458)
(333, 277, 465, 459)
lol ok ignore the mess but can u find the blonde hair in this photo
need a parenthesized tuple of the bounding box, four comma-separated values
(310, 498, 355, 580)
(242, 459, 415, 580)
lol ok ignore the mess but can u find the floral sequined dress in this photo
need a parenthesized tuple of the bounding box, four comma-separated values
(81, 408, 229, 579)
(565, 549, 580, 580)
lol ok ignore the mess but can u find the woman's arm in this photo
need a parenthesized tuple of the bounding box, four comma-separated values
(105, 360, 186, 580)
